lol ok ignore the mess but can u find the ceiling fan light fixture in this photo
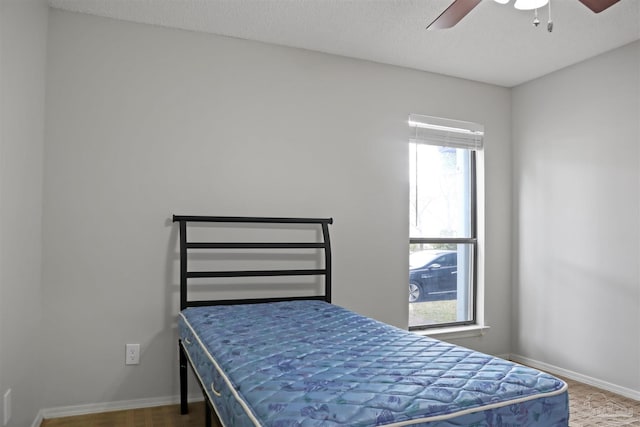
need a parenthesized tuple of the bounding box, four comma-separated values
(514, 0, 549, 10)
(493, 0, 510, 4)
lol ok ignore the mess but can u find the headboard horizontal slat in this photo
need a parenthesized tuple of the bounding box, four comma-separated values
(173, 215, 333, 225)
(185, 295, 328, 307)
(187, 242, 325, 249)
(186, 269, 327, 278)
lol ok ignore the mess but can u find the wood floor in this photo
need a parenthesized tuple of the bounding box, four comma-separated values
(40, 402, 213, 427)
(41, 377, 640, 427)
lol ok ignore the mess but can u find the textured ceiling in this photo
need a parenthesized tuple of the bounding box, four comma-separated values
(48, 0, 640, 87)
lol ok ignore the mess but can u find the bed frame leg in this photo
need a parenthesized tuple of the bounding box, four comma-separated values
(179, 340, 188, 415)
(205, 401, 212, 427)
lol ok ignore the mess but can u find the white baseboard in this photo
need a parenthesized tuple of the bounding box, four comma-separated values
(509, 353, 640, 401)
(31, 410, 44, 427)
(494, 353, 511, 360)
(36, 394, 204, 423)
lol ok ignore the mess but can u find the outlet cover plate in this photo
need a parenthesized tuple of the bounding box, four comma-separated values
(126, 343, 140, 365)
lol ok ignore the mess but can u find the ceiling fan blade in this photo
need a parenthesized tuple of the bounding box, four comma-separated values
(426, 0, 482, 30)
(577, 0, 621, 13)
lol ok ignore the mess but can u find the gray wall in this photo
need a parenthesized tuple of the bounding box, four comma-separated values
(512, 41, 640, 393)
(0, 0, 48, 426)
(40, 10, 512, 409)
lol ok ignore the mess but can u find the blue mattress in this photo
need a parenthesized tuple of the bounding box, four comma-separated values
(178, 300, 568, 426)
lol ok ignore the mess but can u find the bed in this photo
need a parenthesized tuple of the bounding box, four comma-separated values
(173, 215, 569, 427)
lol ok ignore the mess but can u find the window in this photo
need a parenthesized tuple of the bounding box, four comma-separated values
(408, 114, 483, 330)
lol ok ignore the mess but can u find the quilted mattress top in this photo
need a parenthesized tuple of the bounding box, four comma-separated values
(179, 300, 567, 426)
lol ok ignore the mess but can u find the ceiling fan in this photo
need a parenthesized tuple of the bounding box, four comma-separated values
(426, 0, 622, 30)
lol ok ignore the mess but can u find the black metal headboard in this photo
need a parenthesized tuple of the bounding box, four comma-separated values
(173, 215, 333, 310)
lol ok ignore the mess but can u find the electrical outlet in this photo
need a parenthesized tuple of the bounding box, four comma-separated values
(125, 344, 140, 365)
(4, 389, 11, 426)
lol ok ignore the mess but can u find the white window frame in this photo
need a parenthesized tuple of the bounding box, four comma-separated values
(408, 114, 485, 333)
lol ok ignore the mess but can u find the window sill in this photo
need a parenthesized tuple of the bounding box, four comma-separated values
(411, 324, 490, 340)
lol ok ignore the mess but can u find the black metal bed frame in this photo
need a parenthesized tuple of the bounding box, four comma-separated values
(172, 215, 333, 426)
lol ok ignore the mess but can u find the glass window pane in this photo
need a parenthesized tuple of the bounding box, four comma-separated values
(409, 143, 472, 239)
(408, 243, 473, 328)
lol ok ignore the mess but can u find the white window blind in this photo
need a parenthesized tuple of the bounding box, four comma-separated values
(409, 113, 484, 151)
